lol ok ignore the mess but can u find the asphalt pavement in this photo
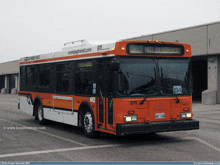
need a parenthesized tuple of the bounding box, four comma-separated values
(0, 94, 220, 161)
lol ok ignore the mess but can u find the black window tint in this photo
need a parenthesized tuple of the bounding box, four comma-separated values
(56, 63, 70, 72)
(56, 72, 70, 93)
(56, 73, 63, 92)
(20, 66, 27, 90)
(39, 65, 51, 87)
(63, 73, 70, 92)
(75, 60, 93, 95)
(56, 62, 70, 94)
(27, 66, 37, 86)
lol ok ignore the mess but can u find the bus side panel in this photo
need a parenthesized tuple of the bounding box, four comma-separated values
(19, 92, 79, 127)
(63, 111, 78, 126)
(43, 108, 78, 126)
(19, 95, 34, 115)
(38, 93, 79, 126)
(44, 108, 63, 123)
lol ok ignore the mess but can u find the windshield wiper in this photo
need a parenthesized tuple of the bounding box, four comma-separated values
(140, 96, 147, 105)
(139, 86, 159, 105)
(175, 94, 180, 103)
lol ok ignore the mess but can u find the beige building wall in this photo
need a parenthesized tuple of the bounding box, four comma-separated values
(0, 60, 19, 75)
(0, 60, 19, 94)
(208, 23, 220, 55)
(152, 26, 208, 56)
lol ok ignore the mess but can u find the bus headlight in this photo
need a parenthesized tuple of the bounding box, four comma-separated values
(124, 115, 138, 122)
(181, 112, 192, 118)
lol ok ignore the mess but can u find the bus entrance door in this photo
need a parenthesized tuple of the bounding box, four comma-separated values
(98, 92, 114, 132)
(97, 61, 114, 132)
(98, 91, 106, 129)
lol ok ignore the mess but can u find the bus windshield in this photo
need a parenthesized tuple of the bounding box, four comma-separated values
(117, 57, 191, 97)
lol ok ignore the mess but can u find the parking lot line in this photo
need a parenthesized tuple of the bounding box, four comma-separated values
(0, 144, 120, 158)
(0, 119, 88, 147)
(184, 137, 220, 152)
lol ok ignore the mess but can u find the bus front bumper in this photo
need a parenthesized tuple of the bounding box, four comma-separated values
(116, 119, 199, 136)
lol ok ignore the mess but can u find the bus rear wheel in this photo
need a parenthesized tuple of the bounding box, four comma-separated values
(36, 103, 47, 125)
(82, 110, 99, 138)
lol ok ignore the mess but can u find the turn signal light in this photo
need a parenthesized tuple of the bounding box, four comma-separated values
(183, 108, 189, 111)
(128, 110, 135, 115)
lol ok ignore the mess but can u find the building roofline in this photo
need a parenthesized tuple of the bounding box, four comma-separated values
(122, 21, 220, 41)
(0, 59, 20, 65)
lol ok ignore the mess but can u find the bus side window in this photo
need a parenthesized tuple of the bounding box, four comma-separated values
(20, 66, 27, 91)
(75, 60, 93, 95)
(56, 63, 70, 94)
(27, 66, 38, 87)
(39, 65, 51, 88)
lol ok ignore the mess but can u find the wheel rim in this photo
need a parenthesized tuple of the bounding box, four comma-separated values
(84, 112, 93, 133)
(38, 105, 43, 121)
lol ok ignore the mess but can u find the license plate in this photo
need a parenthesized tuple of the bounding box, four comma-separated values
(155, 113, 165, 119)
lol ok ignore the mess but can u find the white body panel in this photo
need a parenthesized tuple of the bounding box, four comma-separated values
(19, 95, 78, 126)
(20, 96, 33, 115)
(44, 108, 78, 126)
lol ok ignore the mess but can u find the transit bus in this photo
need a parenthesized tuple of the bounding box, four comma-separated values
(18, 39, 199, 137)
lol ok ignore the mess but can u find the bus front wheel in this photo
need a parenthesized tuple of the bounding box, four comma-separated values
(82, 111, 98, 138)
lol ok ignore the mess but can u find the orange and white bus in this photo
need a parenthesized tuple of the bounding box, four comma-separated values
(18, 39, 199, 137)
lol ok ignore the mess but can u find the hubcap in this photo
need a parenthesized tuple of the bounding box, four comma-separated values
(84, 112, 93, 133)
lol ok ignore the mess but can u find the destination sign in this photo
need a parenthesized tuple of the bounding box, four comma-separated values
(145, 46, 181, 54)
(24, 55, 40, 61)
(127, 43, 184, 55)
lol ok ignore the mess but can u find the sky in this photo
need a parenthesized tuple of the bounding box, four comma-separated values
(0, 0, 220, 63)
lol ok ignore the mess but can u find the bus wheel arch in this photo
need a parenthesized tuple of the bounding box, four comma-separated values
(33, 96, 47, 125)
(33, 96, 42, 119)
(78, 101, 98, 138)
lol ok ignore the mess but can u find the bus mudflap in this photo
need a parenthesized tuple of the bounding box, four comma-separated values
(116, 119, 199, 136)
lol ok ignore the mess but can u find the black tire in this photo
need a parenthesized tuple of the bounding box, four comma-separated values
(147, 132, 156, 136)
(82, 110, 99, 138)
(35, 103, 47, 125)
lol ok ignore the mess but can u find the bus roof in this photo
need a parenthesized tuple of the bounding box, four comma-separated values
(20, 40, 191, 65)
(20, 40, 116, 65)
